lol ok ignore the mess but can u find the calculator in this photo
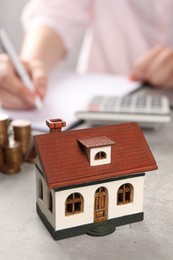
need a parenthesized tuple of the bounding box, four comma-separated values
(75, 94, 171, 128)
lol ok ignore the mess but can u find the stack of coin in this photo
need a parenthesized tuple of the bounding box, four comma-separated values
(0, 146, 4, 167)
(0, 114, 9, 146)
(11, 119, 32, 156)
(1, 138, 23, 174)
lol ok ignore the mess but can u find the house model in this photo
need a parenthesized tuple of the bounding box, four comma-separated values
(26, 118, 157, 240)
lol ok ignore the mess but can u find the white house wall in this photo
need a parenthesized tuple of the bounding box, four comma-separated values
(36, 170, 55, 229)
(55, 176, 144, 231)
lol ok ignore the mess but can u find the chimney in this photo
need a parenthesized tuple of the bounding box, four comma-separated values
(46, 118, 66, 132)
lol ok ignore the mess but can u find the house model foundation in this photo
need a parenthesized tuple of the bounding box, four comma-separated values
(26, 118, 157, 240)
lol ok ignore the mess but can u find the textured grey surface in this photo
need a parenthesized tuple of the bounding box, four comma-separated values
(0, 117, 173, 260)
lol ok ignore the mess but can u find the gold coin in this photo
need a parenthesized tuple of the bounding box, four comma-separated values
(11, 119, 32, 154)
(0, 163, 21, 175)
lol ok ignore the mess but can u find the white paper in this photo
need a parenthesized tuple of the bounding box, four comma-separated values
(1, 70, 140, 131)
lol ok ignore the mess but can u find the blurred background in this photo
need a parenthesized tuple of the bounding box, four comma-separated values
(0, 0, 82, 69)
(0, 0, 28, 52)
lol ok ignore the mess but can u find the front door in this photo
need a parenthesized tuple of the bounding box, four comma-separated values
(94, 187, 108, 223)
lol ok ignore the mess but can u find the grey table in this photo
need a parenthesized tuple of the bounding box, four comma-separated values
(0, 117, 173, 260)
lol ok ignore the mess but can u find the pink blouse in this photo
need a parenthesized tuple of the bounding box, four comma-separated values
(21, 0, 173, 75)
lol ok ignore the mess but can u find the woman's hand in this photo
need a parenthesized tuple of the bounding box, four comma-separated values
(0, 54, 47, 109)
(130, 46, 173, 89)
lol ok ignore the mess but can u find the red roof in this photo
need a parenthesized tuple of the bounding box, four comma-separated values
(27, 122, 157, 189)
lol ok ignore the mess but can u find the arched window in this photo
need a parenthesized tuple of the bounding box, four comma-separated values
(65, 193, 84, 216)
(38, 179, 43, 200)
(48, 191, 53, 213)
(94, 151, 107, 160)
(117, 183, 133, 205)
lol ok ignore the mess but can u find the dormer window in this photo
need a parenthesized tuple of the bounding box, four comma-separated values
(78, 136, 115, 166)
(95, 151, 107, 160)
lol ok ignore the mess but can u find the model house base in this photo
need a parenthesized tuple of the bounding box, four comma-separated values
(37, 204, 144, 240)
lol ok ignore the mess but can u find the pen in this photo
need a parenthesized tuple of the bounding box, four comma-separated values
(0, 28, 43, 109)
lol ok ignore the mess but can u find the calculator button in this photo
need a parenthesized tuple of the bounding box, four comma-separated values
(104, 97, 118, 111)
(120, 96, 132, 107)
(91, 96, 105, 104)
(88, 96, 104, 111)
(136, 95, 147, 107)
(151, 97, 162, 108)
